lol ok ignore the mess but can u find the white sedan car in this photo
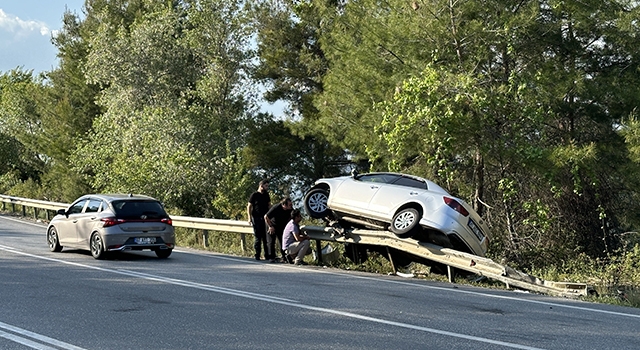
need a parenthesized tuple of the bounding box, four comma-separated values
(303, 172, 491, 257)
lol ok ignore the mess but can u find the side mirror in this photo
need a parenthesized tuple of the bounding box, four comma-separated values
(56, 209, 67, 217)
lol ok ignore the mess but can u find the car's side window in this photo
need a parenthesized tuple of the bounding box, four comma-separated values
(393, 177, 428, 190)
(358, 174, 400, 184)
(68, 200, 88, 215)
(85, 199, 102, 213)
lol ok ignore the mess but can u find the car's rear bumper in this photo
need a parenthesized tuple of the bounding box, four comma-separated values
(419, 214, 488, 256)
(103, 231, 175, 251)
(107, 243, 174, 252)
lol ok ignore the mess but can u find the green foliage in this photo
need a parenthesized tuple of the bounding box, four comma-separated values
(68, 0, 256, 217)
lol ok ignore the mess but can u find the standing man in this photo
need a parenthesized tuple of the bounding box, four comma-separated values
(264, 197, 293, 263)
(247, 179, 271, 260)
(282, 209, 311, 265)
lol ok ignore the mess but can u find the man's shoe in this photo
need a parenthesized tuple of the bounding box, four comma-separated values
(255, 256, 261, 261)
(269, 258, 276, 263)
(294, 260, 308, 266)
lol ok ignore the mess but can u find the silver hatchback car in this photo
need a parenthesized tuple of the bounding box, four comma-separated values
(304, 172, 491, 257)
(47, 194, 175, 259)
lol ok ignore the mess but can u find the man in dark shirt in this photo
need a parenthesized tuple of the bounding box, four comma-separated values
(264, 197, 293, 263)
(247, 180, 271, 260)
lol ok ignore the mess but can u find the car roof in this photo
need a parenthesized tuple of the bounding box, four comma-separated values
(78, 194, 159, 202)
(354, 172, 449, 194)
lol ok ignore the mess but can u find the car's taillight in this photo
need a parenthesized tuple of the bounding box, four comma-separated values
(101, 217, 124, 227)
(443, 197, 469, 217)
(161, 218, 172, 225)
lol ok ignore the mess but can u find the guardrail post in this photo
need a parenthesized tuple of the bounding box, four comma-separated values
(22, 205, 26, 217)
(11, 202, 15, 212)
(202, 230, 208, 248)
(386, 247, 397, 274)
(447, 266, 456, 283)
(315, 239, 323, 264)
(34, 207, 38, 220)
(240, 233, 246, 252)
(45, 210, 50, 221)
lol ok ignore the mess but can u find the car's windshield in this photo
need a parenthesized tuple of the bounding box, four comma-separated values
(112, 200, 168, 219)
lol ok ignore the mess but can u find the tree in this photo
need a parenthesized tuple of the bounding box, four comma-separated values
(71, 0, 256, 217)
(251, 0, 358, 183)
(370, 0, 640, 266)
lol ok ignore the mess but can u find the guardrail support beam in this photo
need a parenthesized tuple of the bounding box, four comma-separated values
(202, 230, 209, 248)
(386, 247, 397, 274)
(240, 233, 246, 252)
(447, 266, 456, 283)
(315, 240, 323, 264)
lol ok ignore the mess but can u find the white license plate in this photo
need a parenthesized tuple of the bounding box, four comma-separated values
(134, 237, 156, 244)
(467, 220, 485, 240)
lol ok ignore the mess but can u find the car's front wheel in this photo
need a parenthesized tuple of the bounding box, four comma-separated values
(390, 208, 421, 238)
(155, 248, 172, 259)
(90, 233, 106, 259)
(47, 227, 63, 252)
(304, 188, 330, 219)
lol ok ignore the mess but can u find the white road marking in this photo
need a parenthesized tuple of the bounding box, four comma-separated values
(0, 321, 86, 350)
(0, 244, 543, 350)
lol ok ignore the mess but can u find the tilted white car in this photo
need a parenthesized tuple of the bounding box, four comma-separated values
(303, 172, 491, 257)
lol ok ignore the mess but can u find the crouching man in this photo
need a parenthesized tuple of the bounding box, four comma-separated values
(282, 209, 311, 265)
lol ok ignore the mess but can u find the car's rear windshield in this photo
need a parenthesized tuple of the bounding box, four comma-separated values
(112, 200, 168, 220)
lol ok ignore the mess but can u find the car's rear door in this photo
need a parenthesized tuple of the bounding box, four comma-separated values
(331, 174, 388, 214)
(76, 198, 104, 247)
(368, 176, 428, 219)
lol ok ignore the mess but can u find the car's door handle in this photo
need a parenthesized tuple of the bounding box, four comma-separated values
(90, 217, 97, 220)
(370, 185, 379, 189)
(72, 220, 78, 223)
(410, 191, 419, 195)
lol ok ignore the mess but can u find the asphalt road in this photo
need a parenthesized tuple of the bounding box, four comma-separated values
(1, 214, 639, 350)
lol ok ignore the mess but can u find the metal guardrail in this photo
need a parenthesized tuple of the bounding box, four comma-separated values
(0, 194, 589, 297)
(0, 195, 68, 219)
(300, 226, 589, 298)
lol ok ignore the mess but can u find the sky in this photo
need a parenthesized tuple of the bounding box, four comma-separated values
(0, 1, 286, 115)
(0, 0, 85, 74)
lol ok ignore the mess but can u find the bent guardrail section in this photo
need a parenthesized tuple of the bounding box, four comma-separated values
(1, 194, 588, 297)
(300, 225, 589, 298)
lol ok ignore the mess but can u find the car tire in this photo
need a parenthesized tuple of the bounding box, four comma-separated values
(304, 188, 330, 219)
(390, 208, 421, 238)
(155, 248, 172, 259)
(90, 232, 106, 260)
(47, 227, 63, 252)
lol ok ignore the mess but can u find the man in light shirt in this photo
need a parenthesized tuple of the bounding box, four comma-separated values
(282, 209, 311, 265)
